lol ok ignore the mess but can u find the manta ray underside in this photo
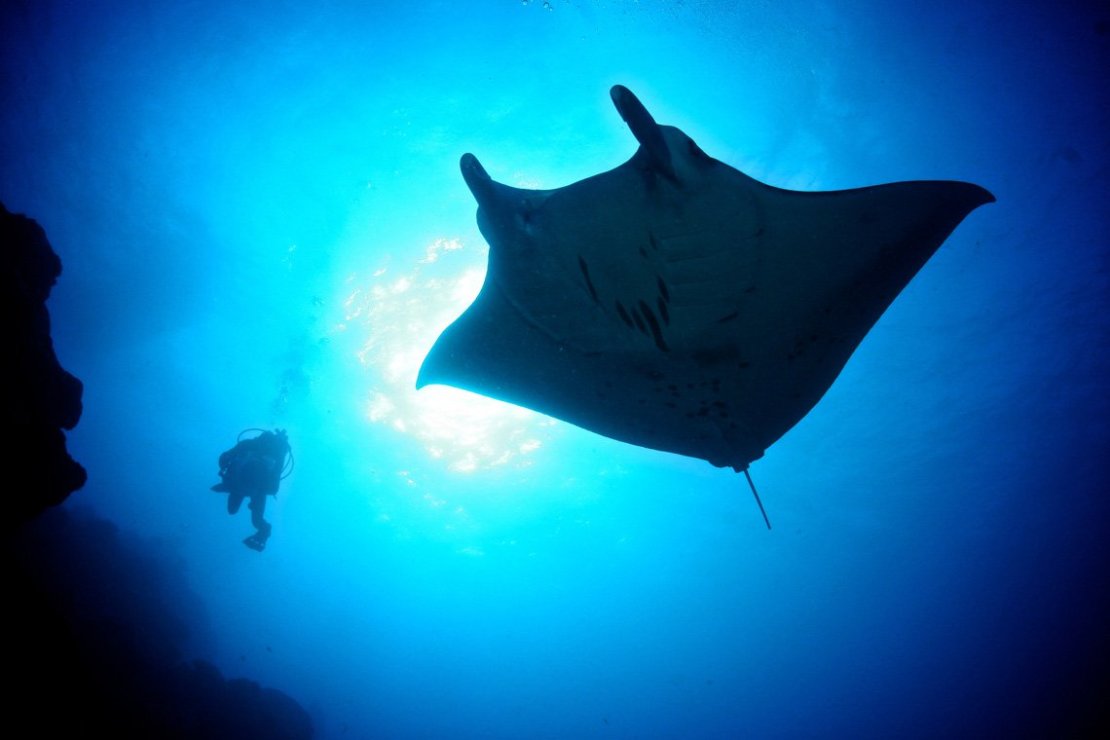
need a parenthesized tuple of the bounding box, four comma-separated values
(418, 85, 993, 527)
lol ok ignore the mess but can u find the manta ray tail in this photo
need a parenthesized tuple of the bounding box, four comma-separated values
(743, 468, 772, 530)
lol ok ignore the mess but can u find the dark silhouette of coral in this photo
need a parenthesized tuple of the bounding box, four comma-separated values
(1, 205, 313, 737)
(2, 202, 86, 531)
(4, 507, 314, 739)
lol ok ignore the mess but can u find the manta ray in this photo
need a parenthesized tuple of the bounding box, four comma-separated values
(418, 85, 993, 527)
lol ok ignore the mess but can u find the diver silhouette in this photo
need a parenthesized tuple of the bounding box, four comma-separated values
(211, 428, 293, 551)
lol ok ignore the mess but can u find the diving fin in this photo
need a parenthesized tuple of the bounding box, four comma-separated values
(243, 534, 266, 552)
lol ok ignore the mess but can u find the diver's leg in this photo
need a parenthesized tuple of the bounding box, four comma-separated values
(227, 493, 244, 514)
(248, 495, 272, 541)
(243, 502, 271, 550)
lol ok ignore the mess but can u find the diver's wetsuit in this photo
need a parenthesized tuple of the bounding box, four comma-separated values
(212, 430, 289, 551)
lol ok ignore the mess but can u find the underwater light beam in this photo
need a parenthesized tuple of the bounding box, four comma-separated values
(342, 238, 551, 474)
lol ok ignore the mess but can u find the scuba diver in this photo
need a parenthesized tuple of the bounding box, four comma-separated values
(211, 428, 293, 551)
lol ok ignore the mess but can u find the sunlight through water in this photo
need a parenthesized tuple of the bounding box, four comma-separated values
(341, 237, 554, 474)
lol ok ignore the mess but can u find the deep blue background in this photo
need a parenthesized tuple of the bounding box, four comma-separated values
(3, 2, 1108, 738)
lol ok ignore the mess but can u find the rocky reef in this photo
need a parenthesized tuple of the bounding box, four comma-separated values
(2, 202, 86, 531)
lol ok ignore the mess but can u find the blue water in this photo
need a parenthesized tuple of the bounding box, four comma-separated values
(3, 1, 1108, 738)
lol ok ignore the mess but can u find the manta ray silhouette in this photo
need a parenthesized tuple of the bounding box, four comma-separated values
(418, 85, 993, 527)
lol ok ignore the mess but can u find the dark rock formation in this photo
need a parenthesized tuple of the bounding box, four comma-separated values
(4, 507, 314, 740)
(1, 205, 313, 737)
(2, 202, 86, 530)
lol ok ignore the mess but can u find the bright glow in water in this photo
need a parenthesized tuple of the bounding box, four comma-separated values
(341, 236, 553, 474)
